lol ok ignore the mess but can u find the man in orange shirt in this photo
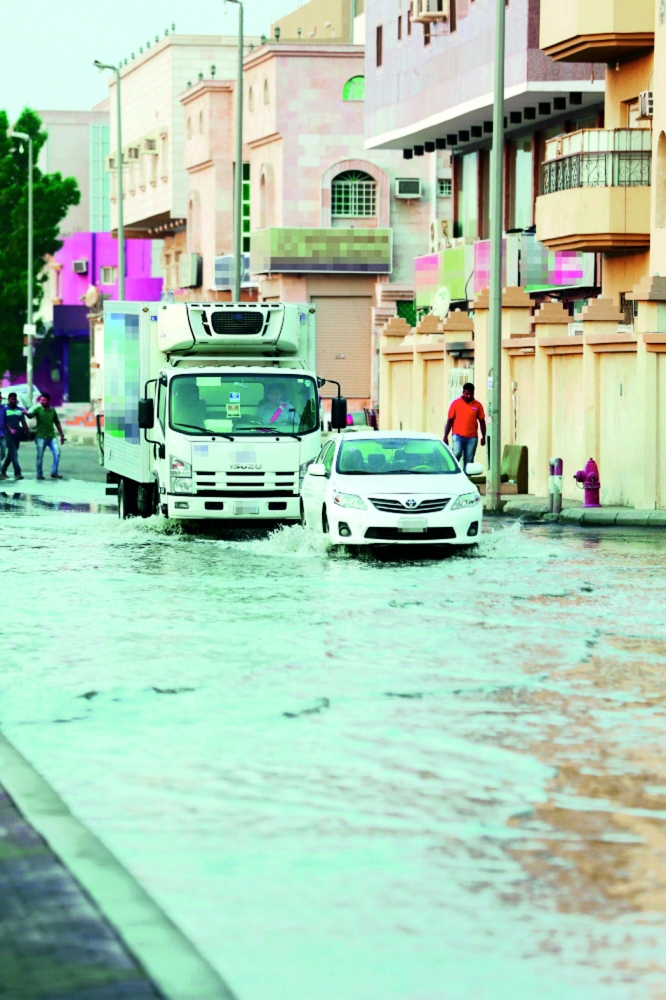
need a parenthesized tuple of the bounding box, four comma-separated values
(444, 382, 486, 469)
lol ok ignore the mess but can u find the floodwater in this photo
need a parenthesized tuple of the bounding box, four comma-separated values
(2, 481, 666, 1000)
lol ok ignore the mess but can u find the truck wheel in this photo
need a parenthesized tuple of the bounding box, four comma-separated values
(137, 482, 157, 518)
(118, 478, 138, 519)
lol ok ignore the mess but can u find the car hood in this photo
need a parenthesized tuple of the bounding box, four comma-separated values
(332, 472, 474, 496)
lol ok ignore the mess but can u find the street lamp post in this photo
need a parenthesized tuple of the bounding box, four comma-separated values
(12, 131, 35, 404)
(226, 0, 244, 302)
(94, 60, 125, 300)
(487, 0, 507, 513)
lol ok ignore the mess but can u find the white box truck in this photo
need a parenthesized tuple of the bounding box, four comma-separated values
(103, 300, 346, 521)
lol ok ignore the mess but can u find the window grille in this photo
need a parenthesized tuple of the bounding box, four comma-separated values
(331, 170, 377, 217)
(438, 178, 452, 197)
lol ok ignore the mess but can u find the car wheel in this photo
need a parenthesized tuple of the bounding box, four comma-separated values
(322, 506, 329, 534)
(118, 478, 138, 519)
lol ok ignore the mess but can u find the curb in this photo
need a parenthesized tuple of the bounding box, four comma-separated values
(501, 501, 666, 528)
(0, 732, 238, 1000)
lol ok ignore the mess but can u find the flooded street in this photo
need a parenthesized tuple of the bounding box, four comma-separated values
(2, 483, 666, 1000)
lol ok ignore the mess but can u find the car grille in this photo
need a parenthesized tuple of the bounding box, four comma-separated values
(369, 497, 451, 514)
(195, 471, 297, 495)
(365, 527, 457, 541)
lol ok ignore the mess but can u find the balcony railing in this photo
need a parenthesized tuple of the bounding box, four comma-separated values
(541, 129, 652, 195)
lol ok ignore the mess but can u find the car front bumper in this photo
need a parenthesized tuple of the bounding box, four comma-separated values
(327, 503, 483, 545)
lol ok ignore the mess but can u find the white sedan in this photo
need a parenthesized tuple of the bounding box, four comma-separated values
(301, 431, 483, 547)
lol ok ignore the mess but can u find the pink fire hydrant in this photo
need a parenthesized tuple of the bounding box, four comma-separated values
(574, 458, 601, 508)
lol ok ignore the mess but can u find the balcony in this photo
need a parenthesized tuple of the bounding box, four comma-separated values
(535, 130, 652, 252)
(540, 0, 654, 63)
(250, 227, 392, 275)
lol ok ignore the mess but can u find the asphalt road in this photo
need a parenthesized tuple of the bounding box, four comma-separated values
(13, 441, 108, 484)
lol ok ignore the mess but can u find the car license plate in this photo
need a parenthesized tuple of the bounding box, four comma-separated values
(234, 502, 260, 516)
(397, 517, 427, 533)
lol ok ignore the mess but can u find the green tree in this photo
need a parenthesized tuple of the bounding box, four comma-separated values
(0, 108, 80, 376)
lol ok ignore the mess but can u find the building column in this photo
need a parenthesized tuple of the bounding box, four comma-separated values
(628, 275, 666, 508)
(532, 301, 571, 497)
(412, 313, 441, 430)
(379, 316, 412, 431)
(500, 287, 535, 449)
(471, 291, 489, 472)
(580, 298, 623, 460)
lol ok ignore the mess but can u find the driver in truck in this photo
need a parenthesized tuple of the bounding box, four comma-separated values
(256, 382, 299, 430)
(172, 379, 207, 432)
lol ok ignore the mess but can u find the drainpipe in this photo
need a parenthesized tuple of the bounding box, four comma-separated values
(350, 0, 356, 43)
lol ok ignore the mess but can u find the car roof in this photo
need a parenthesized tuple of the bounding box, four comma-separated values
(337, 431, 442, 443)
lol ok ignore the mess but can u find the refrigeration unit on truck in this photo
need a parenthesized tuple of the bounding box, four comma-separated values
(103, 301, 347, 521)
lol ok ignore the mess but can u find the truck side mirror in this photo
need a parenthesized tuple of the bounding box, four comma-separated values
(330, 396, 347, 430)
(138, 398, 154, 429)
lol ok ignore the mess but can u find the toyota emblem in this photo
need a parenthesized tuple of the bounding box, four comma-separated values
(405, 498, 418, 509)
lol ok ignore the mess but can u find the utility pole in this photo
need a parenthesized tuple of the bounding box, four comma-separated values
(227, 0, 244, 302)
(12, 131, 35, 403)
(94, 61, 125, 300)
(487, 0, 506, 512)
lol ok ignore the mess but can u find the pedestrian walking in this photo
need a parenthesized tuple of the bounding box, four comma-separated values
(0, 392, 7, 471)
(27, 393, 65, 480)
(0, 392, 30, 481)
(444, 382, 486, 470)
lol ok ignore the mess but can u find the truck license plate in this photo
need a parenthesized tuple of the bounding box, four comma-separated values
(397, 517, 427, 533)
(234, 502, 260, 516)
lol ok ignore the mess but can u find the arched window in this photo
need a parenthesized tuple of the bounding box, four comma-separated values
(263, 78, 270, 105)
(343, 76, 365, 101)
(248, 85, 254, 111)
(331, 170, 377, 217)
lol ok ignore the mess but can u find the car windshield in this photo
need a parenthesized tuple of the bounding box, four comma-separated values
(169, 374, 318, 436)
(336, 438, 459, 475)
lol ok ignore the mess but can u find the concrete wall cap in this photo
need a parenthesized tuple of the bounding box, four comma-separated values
(533, 301, 570, 325)
(581, 297, 624, 322)
(627, 275, 666, 302)
(414, 313, 442, 335)
(502, 286, 535, 309)
(381, 316, 412, 338)
(441, 309, 474, 333)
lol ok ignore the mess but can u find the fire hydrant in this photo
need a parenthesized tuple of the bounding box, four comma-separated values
(574, 458, 601, 507)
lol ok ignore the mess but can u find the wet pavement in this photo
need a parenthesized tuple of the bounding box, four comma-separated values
(1, 469, 666, 999)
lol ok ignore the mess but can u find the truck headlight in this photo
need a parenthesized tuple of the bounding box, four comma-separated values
(333, 492, 366, 510)
(450, 492, 481, 510)
(170, 456, 192, 477)
(171, 477, 194, 494)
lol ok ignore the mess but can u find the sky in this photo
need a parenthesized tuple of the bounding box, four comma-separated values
(2, 0, 303, 122)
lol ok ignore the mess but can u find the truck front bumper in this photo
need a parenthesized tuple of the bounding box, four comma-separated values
(165, 494, 301, 520)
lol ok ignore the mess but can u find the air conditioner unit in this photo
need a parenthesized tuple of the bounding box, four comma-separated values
(395, 178, 424, 199)
(178, 253, 202, 288)
(213, 253, 252, 290)
(72, 259, 88, 275)
(411, 0, 449, 23)
(639, 90, 654, 119)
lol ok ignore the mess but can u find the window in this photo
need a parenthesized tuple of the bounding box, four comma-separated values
(508, 139, 533, 230)
(100, 266, 117, 285)
(90, 123, 110, 232)
(331, 170, 377, 217)
(242, 162, 251, 253)
(407, 7, 412, 34)
(376, 24, 383, 67)
(169, 374, 319, 437)
(398, 15, 402, 39)
(438, 177, 452, 197)
(199, 111, 204, 134)
(424, 22, 431, 44)
(248, 85, 254, 111)
(450, 0, 457, 32)
(336, 437, 459, 475)
(342, 76, 365, 101)
(457, 152, 478, 239)
(157, 380, 167, 429)
(322, 441, 335, 476)
(187, 117, 192, 139)
(263, 78, 269, 104)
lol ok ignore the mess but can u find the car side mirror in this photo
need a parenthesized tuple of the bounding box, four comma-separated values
(465, 462, 484, 477)
(138, 398, 154, 429)
(308, 463, 327, 477)
(330, 396, 347, 430)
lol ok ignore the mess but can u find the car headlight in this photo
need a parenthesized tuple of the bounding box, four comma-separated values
(170, 456, 192, 477)
(450, 492, 481, 510)
(171, 477, 194, 494)
(333, 492, 367, 510)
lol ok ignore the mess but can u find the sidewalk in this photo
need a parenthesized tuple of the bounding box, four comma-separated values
(495, 495, 666, 528)
(0, 781, 162, 1000)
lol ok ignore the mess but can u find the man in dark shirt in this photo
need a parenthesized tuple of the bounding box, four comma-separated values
(0, 392, 7, 471)
(28, 393, 65, 480)
(0, 392, 30, 481)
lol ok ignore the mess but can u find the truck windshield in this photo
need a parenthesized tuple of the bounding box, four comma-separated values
(337, 438, 460, 474)
(169, 374, 319, 436)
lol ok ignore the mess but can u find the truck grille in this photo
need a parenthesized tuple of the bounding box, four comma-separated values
(209, 311, 265, 336)
(195, 472, 296, 495)
(369, 497, 451, 514)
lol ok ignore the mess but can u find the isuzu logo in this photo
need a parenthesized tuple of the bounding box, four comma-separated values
(230, 463, 262, 470)
(405, 498, 418, 509)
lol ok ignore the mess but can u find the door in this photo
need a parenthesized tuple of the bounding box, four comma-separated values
(68, 338, 91, 403)
(303, 441, 334, 527)
(311, 296, 373, 401)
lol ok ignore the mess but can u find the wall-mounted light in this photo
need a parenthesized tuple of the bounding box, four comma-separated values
(211, 64, 216, 77)
(274, 25, 281, 40)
